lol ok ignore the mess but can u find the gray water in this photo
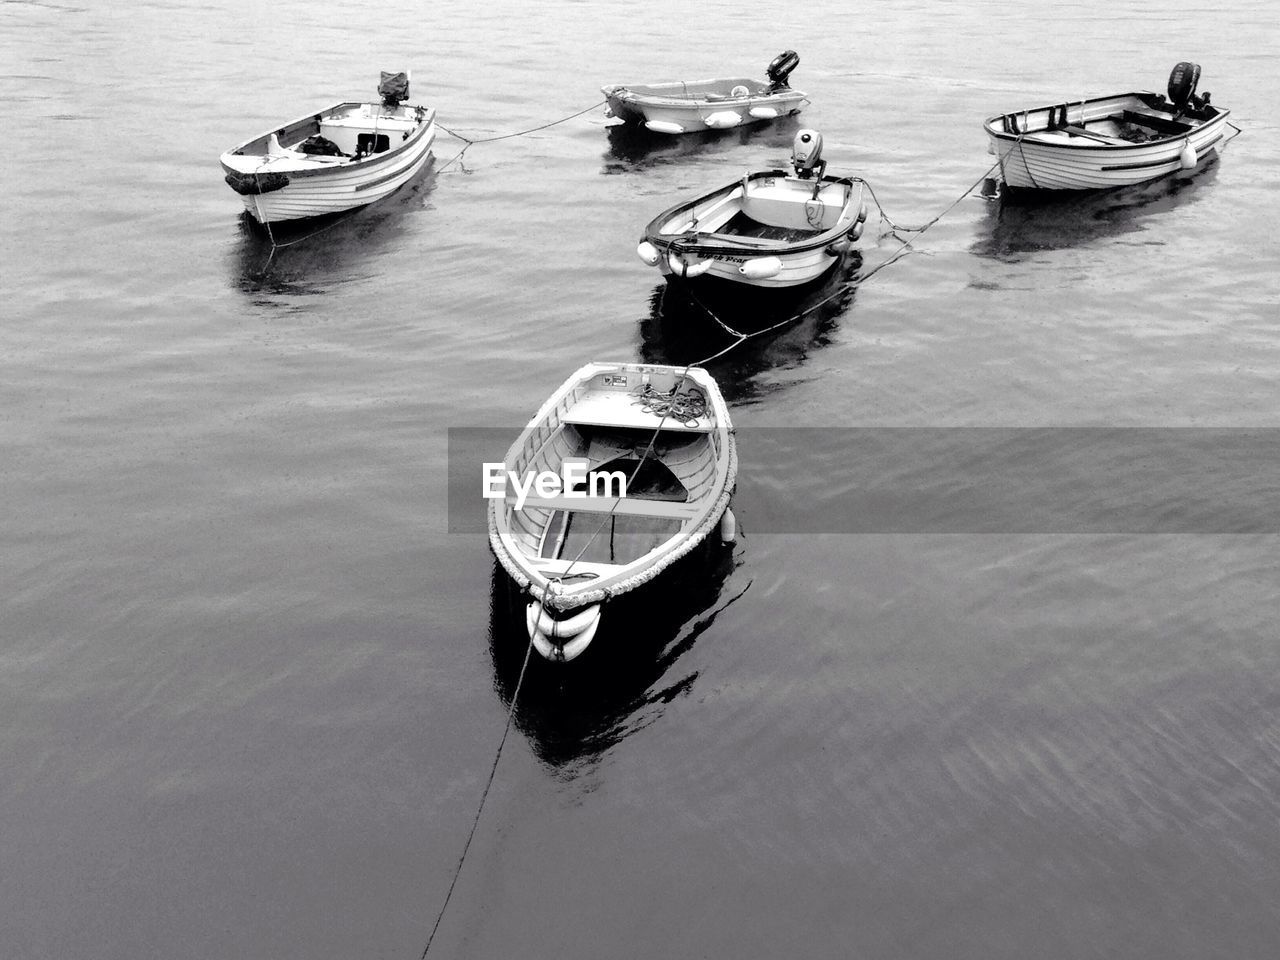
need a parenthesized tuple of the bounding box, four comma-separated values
(3, 1, 1280, 957)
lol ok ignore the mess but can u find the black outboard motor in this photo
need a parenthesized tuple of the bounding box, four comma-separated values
(767, 50, 800, 91)
(1167, 61, 1204, 113)
(792, 129, 825, 180)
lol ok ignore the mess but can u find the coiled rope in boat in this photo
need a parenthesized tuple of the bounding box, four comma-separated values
(632, 383, 707, 426)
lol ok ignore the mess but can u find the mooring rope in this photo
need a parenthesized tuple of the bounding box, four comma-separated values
(251, 100, 606, 276)
(418, 159, 1000, 955)
(418, 631, 534, 959)
(677, 163, 999, 341)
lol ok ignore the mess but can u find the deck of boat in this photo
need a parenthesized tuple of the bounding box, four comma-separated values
(715, 209, 819, 243)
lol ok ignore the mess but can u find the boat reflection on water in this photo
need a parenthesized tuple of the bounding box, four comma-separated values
(230, 157, 438, 295)
(601, 114, 802, 173)
(639, 252, 861, 403)
(486, 541, 741, 770)
(973, 160, 1219, 261)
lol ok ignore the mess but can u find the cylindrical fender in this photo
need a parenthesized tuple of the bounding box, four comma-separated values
(719, 507, 737, 543)
(856, 201, 868, 223)
(748, 106, 780, 120)
(825, 238, 850, 257)
(636, 240, 660, 265)
(668, 252, 713, 277)
(1179, 140, 1197, 169)
(527, 601, 601, 639)
(739, 256, 782, 280)
(703, 111, 742, 129)
(529, 616, 599, 662)
(644, 120, 684, 135)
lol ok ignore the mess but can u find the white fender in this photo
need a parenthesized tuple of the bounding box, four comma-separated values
(825, 238, 850, 257)
(703, 111, 742, 129)
(645, 120, 685, 135)
(739, 256, 782, 280)
(527, 601, 601, 639)
(719, 507, 737, 543)
(850, 221, 864, 241)
(668, 252, 713, 278)
(856, 202, 868, 223)
(529, 616, 599, 662)
(1179, 141, 1197, 169)
(636, 240, 660, 266)
(748, 106, 780, 120)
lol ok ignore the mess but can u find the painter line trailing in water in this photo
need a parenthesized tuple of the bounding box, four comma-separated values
(421, 336, 728, 960)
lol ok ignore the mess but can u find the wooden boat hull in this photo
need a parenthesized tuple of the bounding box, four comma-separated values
(984, 91, 1230, 191)
(220, 101, 437, 224)
(488, 363, 737, 660)
(602, 77, 806, 135)
(641, 170, 866, 289)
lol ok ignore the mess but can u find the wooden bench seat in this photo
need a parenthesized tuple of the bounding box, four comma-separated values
(1059, 125, 1126, 144)
(509, 494, 699, 520)
(1121, 110, 1195, 136)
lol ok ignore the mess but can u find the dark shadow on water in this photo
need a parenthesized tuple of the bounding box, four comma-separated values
(487, 541, 742, 773)
(637, 252, 861, 404)
(972, 157, 1221, 262)
(230, 157, 438, 296)
(601, 115, 803, 173)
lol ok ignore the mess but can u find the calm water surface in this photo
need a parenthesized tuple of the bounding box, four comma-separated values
(3, 1, 1280, 957)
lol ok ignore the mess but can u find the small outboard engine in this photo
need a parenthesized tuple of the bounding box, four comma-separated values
(766, 50, 800, 91)
(792, 129, 825, 179)
(1167, 61, 1209, 113)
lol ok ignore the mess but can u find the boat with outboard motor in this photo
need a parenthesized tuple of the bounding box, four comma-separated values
(602, 51, 807, 135)
(488, 362, 737, 663)
(220, 71, 437, 225)
(637, 129, 868, 289)
(984, 62, 1231, 191)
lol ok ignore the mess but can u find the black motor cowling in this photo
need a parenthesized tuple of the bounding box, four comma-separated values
(766, 50, 800, 90)
(379, 70, 410, 107)
(1167, 61, 1201, 109)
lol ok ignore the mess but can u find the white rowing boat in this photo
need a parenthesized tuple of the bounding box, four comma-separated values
(488, 362, 737, 662)
(984, 62, 1231, 191)
(602, 51, 807, 135)
(637, 130, 867, 289)
(220, 72, 437, 225)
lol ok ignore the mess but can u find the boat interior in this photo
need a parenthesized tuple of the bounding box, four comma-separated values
(660, 174, 854, 243)
(227, 102, 425, 165)
(504, 370, 725, 568)
(621, 77, 776, 100)
(994, 93, 1221, 145)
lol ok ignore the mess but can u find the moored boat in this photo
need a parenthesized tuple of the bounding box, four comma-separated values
(220, 71, 436, 225)
(488, 362, 737, 662)
(602, 51, 807, 135)
(637, 130, 868, 289)
(984, 62, 1231, 191)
